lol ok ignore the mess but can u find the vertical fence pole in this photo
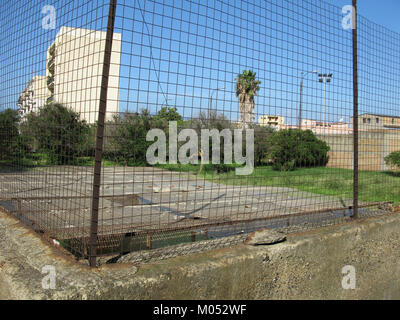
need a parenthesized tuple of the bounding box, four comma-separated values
(352, 0, 359, 219)
(89, 0, 118, 268)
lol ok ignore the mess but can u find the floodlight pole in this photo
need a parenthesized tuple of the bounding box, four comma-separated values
(318, 73, 332, 135)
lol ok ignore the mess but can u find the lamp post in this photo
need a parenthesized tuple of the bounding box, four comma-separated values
(299, 70, 318, 129)
(208, 86, 226, 118)
(318, 73, 333, 134)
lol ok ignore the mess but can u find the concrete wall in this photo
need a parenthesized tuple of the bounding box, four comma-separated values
(1, 208, 400, 300)
(318, 130, 400, 171)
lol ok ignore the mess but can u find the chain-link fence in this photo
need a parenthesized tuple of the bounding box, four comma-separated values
(0, 0, 399, 267)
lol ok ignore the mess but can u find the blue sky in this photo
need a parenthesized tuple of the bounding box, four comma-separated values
(1, 0, 399, 125)
(325, 0, 400, 33)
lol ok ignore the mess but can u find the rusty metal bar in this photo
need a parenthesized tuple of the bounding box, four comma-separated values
(352, 0, 359, 219)
(146, 233, 152, 249)
(89, 0, 118, 268)
(52, 201, 390, 240)
(3, 194, 139, 201)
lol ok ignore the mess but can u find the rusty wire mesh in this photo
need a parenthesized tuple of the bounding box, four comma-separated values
(0, 0, 399, 266)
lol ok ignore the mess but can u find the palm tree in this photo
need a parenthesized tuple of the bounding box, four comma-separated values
(235, 70, 261, 129)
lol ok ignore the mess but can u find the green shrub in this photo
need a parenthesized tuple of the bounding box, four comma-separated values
(23, 103, 91, 165)
(105, 110, 154, 166)
(268, 129, 330, 171)
(202, 163, 241, 174)
(105, 107, 184, 166)
(385, 151, 400, 170)
(251, 124, 275, 166)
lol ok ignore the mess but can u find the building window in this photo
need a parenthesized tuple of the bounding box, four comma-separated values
(393, 118, 395, 124)
(368, 118, 371, 124)
(376, 118, 379, 124)
(363, 118, 366, 124)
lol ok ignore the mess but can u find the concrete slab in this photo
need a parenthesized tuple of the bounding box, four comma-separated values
(0, 166, 354, 240)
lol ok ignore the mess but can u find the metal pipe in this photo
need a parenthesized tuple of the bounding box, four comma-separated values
(89, 0, 118, 268)
(352, 0, 359, 219)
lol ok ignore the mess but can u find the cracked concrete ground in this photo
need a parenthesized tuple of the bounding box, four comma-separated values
(0, 166, 354, 240)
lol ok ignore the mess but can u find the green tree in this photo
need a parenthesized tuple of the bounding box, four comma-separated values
(268, 129, 330, 171)
(153, 106, 183, 124)
(252, 124, 275, 166)
(0, 109, 28, 161)
(24, 103, 90, 165)
(235, 70, 261, 128)
(106, 110, 154, 166)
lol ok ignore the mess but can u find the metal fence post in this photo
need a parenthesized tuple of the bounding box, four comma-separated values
(89, 0, 118, 268)
(352, 0, 359, 219)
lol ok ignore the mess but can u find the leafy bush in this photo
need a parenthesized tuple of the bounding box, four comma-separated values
(385, 151, 400, 170)
(0, 109, 29, 161)
(189, 110, 235, 170)
(250, 124, 275, 166)
(23, 103, 91, 165)
(105, 110, 154, 166)
(268, 129, 330, 171)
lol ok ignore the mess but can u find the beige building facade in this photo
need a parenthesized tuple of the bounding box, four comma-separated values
(301, 119, 352, 135)
(351, 113, 400, 131)
(258, 115, 285, 129)
(18, 76, 50, 119)
(46, 26, 122, 124)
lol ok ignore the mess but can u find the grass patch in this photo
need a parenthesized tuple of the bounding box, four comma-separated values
(0, 154, 120, 171)
(156, 164, 400, 204)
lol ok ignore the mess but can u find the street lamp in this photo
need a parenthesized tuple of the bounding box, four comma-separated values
(318, 73, 333, 134)
(299, 70, 318, 129)
(208, 86, 226, 118)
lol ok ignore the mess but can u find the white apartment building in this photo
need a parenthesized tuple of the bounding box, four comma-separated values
(18, 75, 49, 119)
(46, 26, 122, 124)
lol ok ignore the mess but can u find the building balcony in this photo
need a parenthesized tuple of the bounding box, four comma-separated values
(49, 43, 55, 56)
(47, 57, 55, 74)
(46, 96, 54, 104)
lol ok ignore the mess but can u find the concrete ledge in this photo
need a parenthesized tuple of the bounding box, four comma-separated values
(0, 208, 400, 300)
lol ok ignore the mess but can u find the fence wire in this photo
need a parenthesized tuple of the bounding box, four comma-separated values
(0, 0, 399, 266)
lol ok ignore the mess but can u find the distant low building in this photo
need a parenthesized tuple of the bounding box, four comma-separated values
(18, 75, 49, 120)
(301, 119, 352, 135)
(351, 113, 400, 131)
(258, 115, 285, 129)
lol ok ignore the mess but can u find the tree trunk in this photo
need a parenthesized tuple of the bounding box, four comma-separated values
(240, 95, 254, 129)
